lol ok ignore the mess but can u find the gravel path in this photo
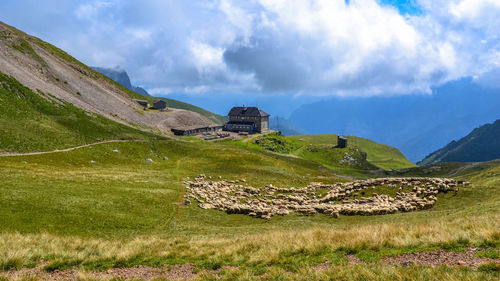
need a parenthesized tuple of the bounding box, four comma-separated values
(0, 139, 135, 157)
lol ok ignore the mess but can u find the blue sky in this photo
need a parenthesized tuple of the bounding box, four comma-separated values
(0, 0, 499, 98)
(379, 0, 422, 15)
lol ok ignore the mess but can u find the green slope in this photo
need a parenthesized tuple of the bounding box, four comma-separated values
(287, 134, 416, 170)
(0, 72, 157, 153)
(244, 134, 379, 176)
(158, 97, 227, 124)
(419, 119, 500, 165)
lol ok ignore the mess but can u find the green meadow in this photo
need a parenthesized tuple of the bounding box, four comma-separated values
(0, 138, 498, 280)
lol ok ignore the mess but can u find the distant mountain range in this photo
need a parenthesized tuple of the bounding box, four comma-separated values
(288, 78, 500, 162)
(419, 119, 500, 165)
(91, 66, 150, 96)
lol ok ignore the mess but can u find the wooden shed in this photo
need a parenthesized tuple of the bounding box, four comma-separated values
(153, 100, 167, 110)
(134, 99, 149, 108)
(337, 136, 348, 148)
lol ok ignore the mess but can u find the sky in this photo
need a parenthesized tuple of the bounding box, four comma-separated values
(0, 0, 499, 98)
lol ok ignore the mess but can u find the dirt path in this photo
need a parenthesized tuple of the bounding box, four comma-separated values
(0, 139, 139, 157)
(447, 162, 483, 177)
(0, 262, 236, 281)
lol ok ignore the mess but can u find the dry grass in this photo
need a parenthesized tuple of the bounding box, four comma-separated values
(1, 209, 497, 271)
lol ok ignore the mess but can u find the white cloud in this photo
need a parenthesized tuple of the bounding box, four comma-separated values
(1, 0, 499, 96)
(148, 87, 173, 95)
(75, 0, 113, 20)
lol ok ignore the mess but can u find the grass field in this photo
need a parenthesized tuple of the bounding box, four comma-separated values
(0, 139, 498, 280)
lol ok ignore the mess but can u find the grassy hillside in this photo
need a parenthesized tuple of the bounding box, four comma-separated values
(419, 119, 500, 165)
(0, 139, 498, 279)
(3, 22, 224, 127)
(159, 97, 227, 125)
(0, 72, 157, 153)
(233, 134, 379, 178)
(286, 134, 416, 170)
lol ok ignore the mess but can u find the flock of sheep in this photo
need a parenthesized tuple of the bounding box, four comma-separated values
(184, 175, 468, 219)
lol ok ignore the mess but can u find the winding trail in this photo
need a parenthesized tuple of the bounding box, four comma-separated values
(0, 139, 143, 157)
(446, 159, 500, 177)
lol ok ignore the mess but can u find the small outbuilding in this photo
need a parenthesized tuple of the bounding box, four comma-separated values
(153, 100, 167, 110)
(337, 136, 348, 148)
(134, 99, 149, 108)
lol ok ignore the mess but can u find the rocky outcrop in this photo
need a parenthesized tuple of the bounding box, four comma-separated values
(185, 175, 468, 219)
(91, 66, 151, 96)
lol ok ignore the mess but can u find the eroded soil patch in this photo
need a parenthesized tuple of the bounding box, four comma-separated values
(1, 263, 235, 281)
(382, 247, 499, 269)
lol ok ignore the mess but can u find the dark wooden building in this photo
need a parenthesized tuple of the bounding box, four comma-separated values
(224, 107, 270, 133)
(171, 125, 223, 136)
(153, 100, 167, 110)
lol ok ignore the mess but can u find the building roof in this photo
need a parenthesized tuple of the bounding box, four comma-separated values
(226, 121, 255, 126)
(228, 107, 270, 117)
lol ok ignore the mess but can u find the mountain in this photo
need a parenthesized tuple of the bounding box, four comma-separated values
(289, 78, 500, 162)
(0, 21, 217, 146)
(91, 66, 226, 124)
(91, 66, 150, 96)
(419, 119, 500, 165)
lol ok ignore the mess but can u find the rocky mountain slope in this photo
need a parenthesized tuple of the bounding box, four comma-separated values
(0, 21, 215, 134)
(91, 66, 150, 96)
(419, 119, 500, 165)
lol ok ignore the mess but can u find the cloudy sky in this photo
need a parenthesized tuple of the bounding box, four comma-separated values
(1, 0, 499, 97)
